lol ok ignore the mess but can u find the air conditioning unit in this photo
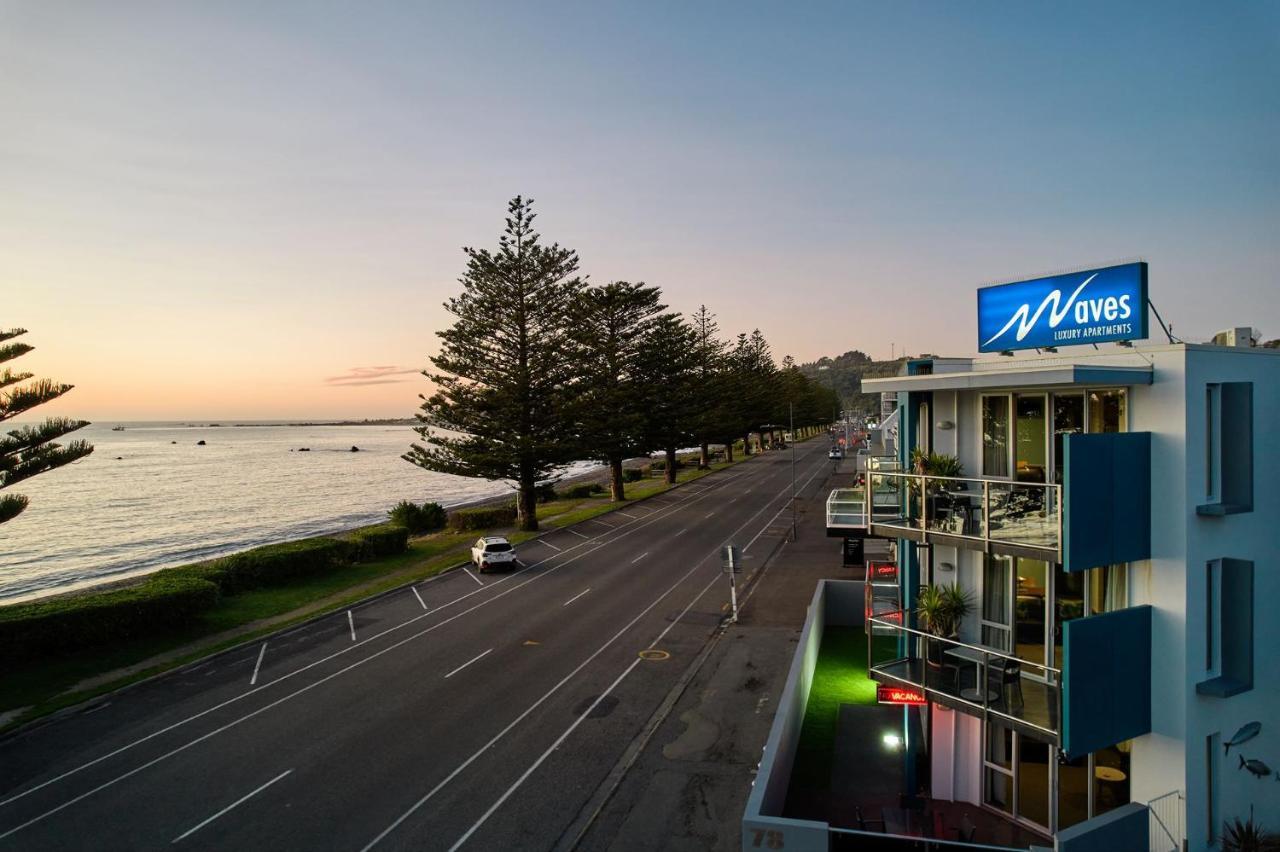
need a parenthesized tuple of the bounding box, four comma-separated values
(1211, 327, 1258, 348)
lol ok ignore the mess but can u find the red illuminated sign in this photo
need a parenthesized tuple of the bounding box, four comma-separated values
(877, 685, 926, 706)
(868, 562, 898, 582)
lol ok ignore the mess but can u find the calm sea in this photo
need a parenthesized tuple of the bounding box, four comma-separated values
(0, 421, 596, 603)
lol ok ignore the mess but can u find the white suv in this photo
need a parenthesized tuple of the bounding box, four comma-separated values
(471, 536, 517, 573)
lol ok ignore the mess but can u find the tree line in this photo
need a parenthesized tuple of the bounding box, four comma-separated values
(405, 196, 839, 531)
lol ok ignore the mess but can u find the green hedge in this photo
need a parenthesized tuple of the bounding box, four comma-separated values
(563, 483, 605, 499)
(388, 501, 447, 534)
(449, 505, 518, 531)
(169, 537, 350, 595)
(0, 574, 220, 662)
(345, 524, 410, 562)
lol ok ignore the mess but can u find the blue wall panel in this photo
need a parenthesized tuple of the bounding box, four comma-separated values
(1063, 433, 1151, 572)
(1063, 606, 1152, 758)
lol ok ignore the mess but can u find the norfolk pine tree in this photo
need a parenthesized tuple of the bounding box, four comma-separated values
(569, 282, 666, 501)
(636, 313, 700, 485)
(1, 328, 94, 524)
(688, 305, 729, 467)
(405, 197, 582, 532)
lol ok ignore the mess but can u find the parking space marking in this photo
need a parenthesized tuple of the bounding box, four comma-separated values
(630, 552, 649, 564)
(411, 588, 427, 610)
(463, 567, 484, 586)
(249, 644, 267, 687)
(562, 589, 590, 607)
(563, 528, 589, 539)
(347, 611, 356, 642)
(539, 539, 563, 552)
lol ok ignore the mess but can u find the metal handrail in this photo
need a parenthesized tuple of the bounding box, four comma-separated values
(868, 611, 1061, 674)
(828, 826, 1022, 851)
(868, 469, 1063, 494)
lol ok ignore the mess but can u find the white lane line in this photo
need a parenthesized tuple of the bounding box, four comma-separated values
(171, 769, 292, 844)
(630, 552, 649, 565)
(347, 611, 356, 642)
(362, 453, 832, 852)
(563, 528, 589, 539)
(539, 539, 563, 552)
(705, 511, 715, 518)
(411, 587, 427, 610)
(463, 566, 484, 586)
(447, 660, 641, 852)
(444, 649, 493, 679)
(616, 510, 639, 519)
(446, 552, 732, 851)
(562, 589, 590, 607)
(249, 644, 267, 687)
(675, 528, 687, 536)
(587, 518, 614, 528)
(0, 466, 758, 833)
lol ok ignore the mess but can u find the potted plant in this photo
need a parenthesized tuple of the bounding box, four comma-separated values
(1223, 810, 1280, 852)
(917, 583, 974, 678)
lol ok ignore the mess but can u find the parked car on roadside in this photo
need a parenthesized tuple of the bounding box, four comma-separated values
(828, 447, 843, 459)
(471, 536, 517, 573)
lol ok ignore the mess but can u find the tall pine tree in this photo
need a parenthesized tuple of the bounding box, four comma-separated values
(405, 197, 582, 531)
(569, 281, 666, 501)
(1, 327, 94, 524)
(637, 313, 700, 485)
(688, 305, 729, 467)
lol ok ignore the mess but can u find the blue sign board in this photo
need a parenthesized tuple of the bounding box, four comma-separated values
(977, 262, 1148, 353)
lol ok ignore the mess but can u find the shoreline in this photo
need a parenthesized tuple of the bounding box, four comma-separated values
(0, 454, 668, 608)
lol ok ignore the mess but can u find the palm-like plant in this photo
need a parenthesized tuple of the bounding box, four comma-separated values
(1223, 811, 1280, 852)
(917, 583, 974, 639)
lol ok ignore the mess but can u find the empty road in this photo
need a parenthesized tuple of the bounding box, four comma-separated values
(0, 439, 833, 851)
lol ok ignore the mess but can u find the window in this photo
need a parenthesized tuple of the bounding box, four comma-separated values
(982, 396, 1010, 477)
(1206, 734, 1220, 846)
(1198, 382, 1253, 515)
(1197, 559, 1254, 697)
(1052, 394, 1084, 484)
(1086, 389, 1126, 434)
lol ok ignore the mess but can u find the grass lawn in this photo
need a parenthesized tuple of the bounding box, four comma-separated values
(786, 626, 878, 798)
(0, 457, 739, 731)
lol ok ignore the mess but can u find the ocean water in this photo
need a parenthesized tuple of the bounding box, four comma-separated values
(0, 421, 596, 603)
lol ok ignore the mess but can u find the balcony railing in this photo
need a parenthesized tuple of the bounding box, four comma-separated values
(865, 471, 1061, 558)
(867, 612, 1061, 739)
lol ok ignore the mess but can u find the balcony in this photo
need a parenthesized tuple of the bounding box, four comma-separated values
(865, 471, 1061, 561)
(866, 612, 1061, 741)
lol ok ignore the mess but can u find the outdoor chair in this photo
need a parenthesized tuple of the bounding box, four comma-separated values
(959, 815, 977, 843)
(855, 805, 885, 833)
(992, 658, 1025, 712)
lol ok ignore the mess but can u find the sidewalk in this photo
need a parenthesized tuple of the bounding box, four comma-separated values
(570, 456, 888, 851)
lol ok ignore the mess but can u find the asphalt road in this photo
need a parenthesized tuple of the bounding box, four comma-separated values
(0, 439, 834, 851)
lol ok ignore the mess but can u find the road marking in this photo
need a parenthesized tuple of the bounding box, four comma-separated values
(616, 510, 638, 519)
(358, 450, 830, 851)
(0, 466, 759, 832)
(463, 566, 484, 585)
(539, 539, 563, 552)
(675, 528, 687, 536)
(630, 552, 649, 564)
(563, 528, 589, 539)
(587, 518, 614, 528)
(411, 587, 427, 610)
(705, 511, 715, 518)
(447, 659, 642, 852)
(249, 644, 267, 686)
(171, 770, 292, 844)
(637, 649, 670, 661)
(347, 611, 356, 642)
(562, 588, 590, 607)
(444, 649, 493, 679)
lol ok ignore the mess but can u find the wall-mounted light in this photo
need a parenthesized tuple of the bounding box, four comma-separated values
(938, 561, 955, 573)
(882, 732, 902, 751)
(936, 420, 955, 431)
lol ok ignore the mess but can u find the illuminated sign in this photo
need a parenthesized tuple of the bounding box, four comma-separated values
(977, 262, 1148, 353)
(877, 685, 926, 706)
(868, 562, 898, 582)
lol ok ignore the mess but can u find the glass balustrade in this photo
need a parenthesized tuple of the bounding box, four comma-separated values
(864, 471, 1060, 558)
(866, 612, 1061, 738)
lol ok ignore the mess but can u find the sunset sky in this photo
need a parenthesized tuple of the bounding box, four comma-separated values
(4, 2, 1278, 420)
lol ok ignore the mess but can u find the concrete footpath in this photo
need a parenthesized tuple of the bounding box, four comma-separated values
(567, 455, 884, 851)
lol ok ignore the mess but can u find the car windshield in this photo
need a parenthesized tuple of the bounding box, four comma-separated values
(485, 542, 512, 553)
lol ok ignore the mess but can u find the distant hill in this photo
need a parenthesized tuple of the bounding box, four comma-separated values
(797, 350, 915, 418)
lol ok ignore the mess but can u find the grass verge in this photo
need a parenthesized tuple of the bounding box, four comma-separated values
(0, 458, 738, 732)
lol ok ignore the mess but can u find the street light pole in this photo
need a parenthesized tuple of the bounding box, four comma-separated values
(790, 401, 797, 542)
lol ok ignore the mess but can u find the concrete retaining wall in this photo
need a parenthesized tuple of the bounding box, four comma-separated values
(741, 579, 866, 852)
